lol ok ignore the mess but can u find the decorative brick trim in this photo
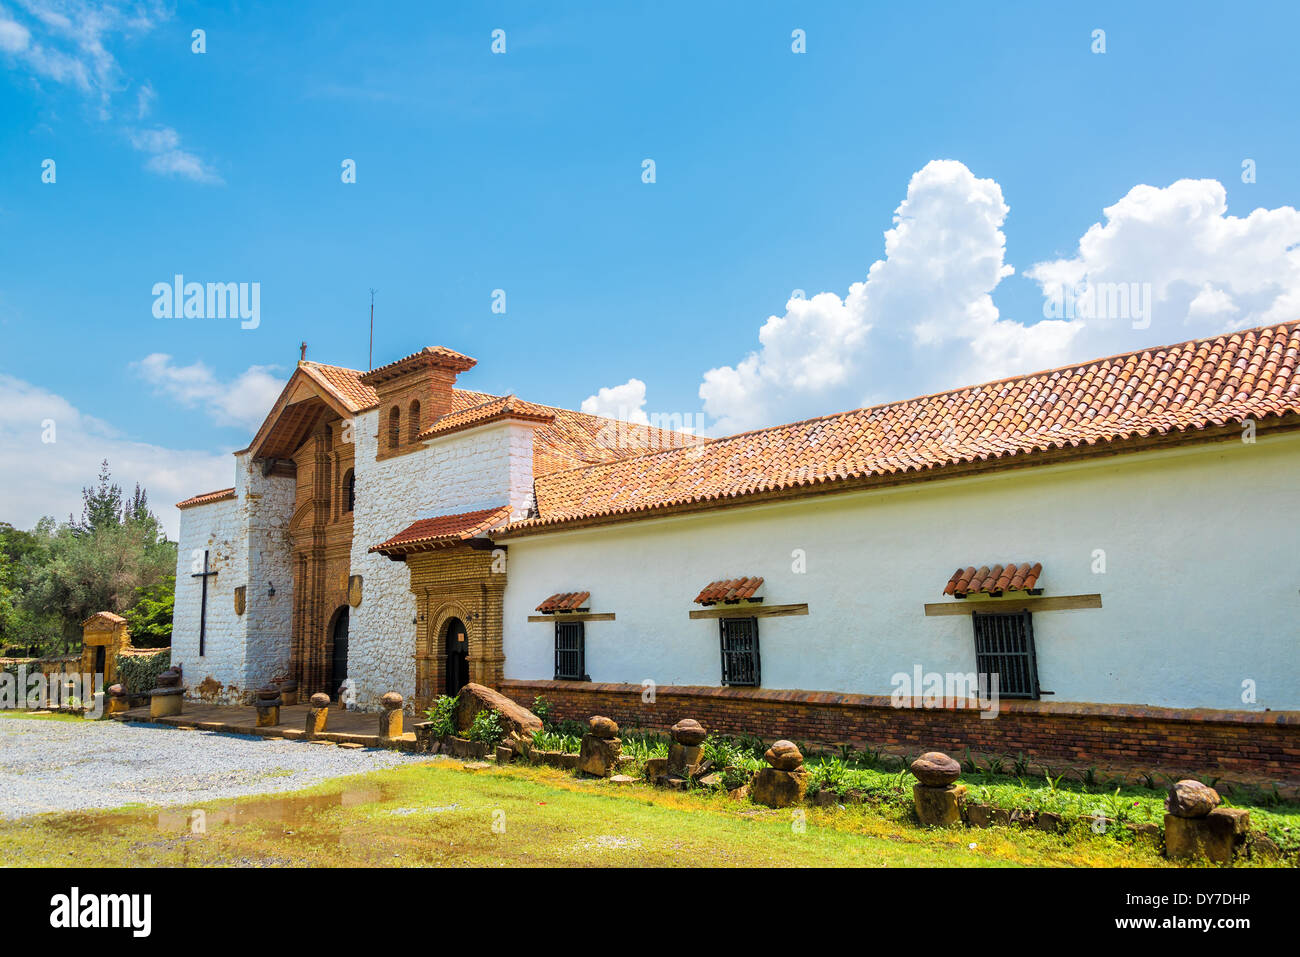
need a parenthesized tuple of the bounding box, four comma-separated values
(499, 679, 1300, 782)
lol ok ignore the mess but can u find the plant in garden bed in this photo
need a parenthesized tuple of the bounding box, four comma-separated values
(531, 695, 551, 728)
(468, 708, 505, 745)
(423, 694, 458, 738)
(530, 729, 582, 753)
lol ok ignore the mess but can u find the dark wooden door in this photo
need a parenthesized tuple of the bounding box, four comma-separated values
(444, 618, 468, 695)
(330, 608, 349, 696)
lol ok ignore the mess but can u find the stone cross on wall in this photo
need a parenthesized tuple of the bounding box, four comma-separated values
(191, 549, 218, 657)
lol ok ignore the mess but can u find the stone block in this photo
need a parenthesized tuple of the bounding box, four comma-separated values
(913, 783, 966, 827)
(150, 691, 183, 718)
(306, 705, 329, 737)
(453, 683, 542, 738)
(578, 734, 622, 777)
(966, 803, 1011, 828)
(255, 705, 280, 728)
(644, 757, 667, 783)
(107, 696, 131, 716)
(667, 742, 702, 776)
(1164, 808, 1250, 864)
(379, 709, 402, 739)
(751, 768, 808, 808)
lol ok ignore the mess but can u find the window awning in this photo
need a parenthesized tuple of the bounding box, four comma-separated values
(369, 505, 512, 557)
(944, 563, 1042, 598)
(535, 591, 590, 613)
(695, 577, 763, 605)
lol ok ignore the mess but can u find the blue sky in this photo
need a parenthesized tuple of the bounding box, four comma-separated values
(3, 1, 1300, 535)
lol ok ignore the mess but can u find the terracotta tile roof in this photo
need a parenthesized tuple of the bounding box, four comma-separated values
(535, 592, 590, 613)
(420, 395, 557, 440)
(369, 505, 512, 557)
(295, 361, 700, 475)
(176, 488, 236, 510)
(695, 577, 764, 605)
(503, 322, 1300, 535)
(357, 346, 477, 386)
(944, 563, 1042, 598)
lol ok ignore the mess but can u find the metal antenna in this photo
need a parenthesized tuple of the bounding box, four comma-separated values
(368, 288, 378, 370)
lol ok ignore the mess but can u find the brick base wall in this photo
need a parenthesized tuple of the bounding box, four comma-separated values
(500, 679, 1300, 784)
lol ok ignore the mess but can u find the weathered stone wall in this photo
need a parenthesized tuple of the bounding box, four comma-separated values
(243, 465, 296, 691)
(347, 413, 536, 709)
(174, 473, 245, 703)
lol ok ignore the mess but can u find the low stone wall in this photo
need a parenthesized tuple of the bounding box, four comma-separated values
(499, 679, 1300, 784)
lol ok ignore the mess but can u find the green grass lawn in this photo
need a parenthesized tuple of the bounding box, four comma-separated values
(0, 710, 87, 723)
(0, 759, 1181, 868)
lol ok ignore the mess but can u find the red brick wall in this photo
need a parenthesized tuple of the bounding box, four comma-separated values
(500, 679, 1300, 783)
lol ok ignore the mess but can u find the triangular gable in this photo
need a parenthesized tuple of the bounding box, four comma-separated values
(241, 364, 359, 460)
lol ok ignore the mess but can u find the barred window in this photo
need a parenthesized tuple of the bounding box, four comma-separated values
(554, 620, 585, 681)
(719, 616, 760, 687)
(972, 610, 1040, 699)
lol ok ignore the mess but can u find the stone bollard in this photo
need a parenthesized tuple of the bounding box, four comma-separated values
(107, 683, 130, 716)
(254, 686, 282, 727)
(751, 740, 808, 808)
(1164, 780, 1248, 863)
(305, 692, 330, 737)
(663, 718, 707, 785)
(149, 667, 185, 718)
(910, 752, 966, 827)
(379, 692, 404, 739)
(277, 679, 298, 708)
(578, 715, 623, 777)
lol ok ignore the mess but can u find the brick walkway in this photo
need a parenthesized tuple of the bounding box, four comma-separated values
(114, 701, 419, 750)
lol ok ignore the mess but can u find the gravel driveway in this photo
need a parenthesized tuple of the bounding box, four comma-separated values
(0, 717, 423, 819)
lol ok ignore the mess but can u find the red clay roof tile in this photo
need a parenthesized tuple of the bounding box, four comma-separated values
(945, 562, 1041, 597)
(535, 592, 591, 613)
(369, 506, 512, 557)
(176, 488, 236, 510)
(695, 577, 764, 605)
(503, 322, 1300, 535)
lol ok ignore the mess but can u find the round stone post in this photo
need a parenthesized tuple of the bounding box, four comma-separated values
(254, 686, 282, 727)
(305, 692, 330, 737)
(149, 667, 185, 718)
(1164, 779, 1248, 863)
(107, 683, 130, 716)
(379, 692, 404, 739)
(910, 752, 966, 827)
(577, 715, 622, 777)
(751, 740, 808, 807)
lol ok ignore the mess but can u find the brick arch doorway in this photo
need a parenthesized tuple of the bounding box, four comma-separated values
(328, 605, 350, 699)
(443, 616, 469, 696)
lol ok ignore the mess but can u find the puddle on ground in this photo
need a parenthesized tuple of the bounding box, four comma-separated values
(35, 784, 396, 842)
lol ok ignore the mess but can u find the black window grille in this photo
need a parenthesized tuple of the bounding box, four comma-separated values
(719, 616, 760, 687)
(972, 609, 1039, 699)
(554, 620, 585, 680)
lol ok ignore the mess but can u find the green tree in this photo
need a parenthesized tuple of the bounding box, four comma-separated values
(123, 576, 174, 648)
(3, 464, 177, 654)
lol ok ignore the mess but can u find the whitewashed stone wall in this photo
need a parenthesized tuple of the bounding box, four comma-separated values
(503, 432, 1300, 712)
(347, 415, 539, 709)
(174, 453, 296, 703)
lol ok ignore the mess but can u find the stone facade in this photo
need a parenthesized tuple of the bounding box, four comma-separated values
(174, 454, 294, 704)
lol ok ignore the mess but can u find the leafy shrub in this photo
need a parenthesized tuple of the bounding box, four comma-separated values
(808, 757, 851, 795)
(531, 729, 582, 753)
(531, 695, 552, 728)
(114, 650, 170, 697)
(423, 694, 459, 738)
(468, 707, 505, 745)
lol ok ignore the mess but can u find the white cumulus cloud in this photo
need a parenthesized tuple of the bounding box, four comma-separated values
(697, 162, 1300, 435)
(580, 377, 650, 424)
(132, 354, 284, 432)
(0, 373, 231, 539)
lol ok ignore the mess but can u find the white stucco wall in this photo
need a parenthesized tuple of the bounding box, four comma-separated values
(347, 415, 538, 708)
(502, 431, 1300, 712)
(173, 454, 296, 702)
